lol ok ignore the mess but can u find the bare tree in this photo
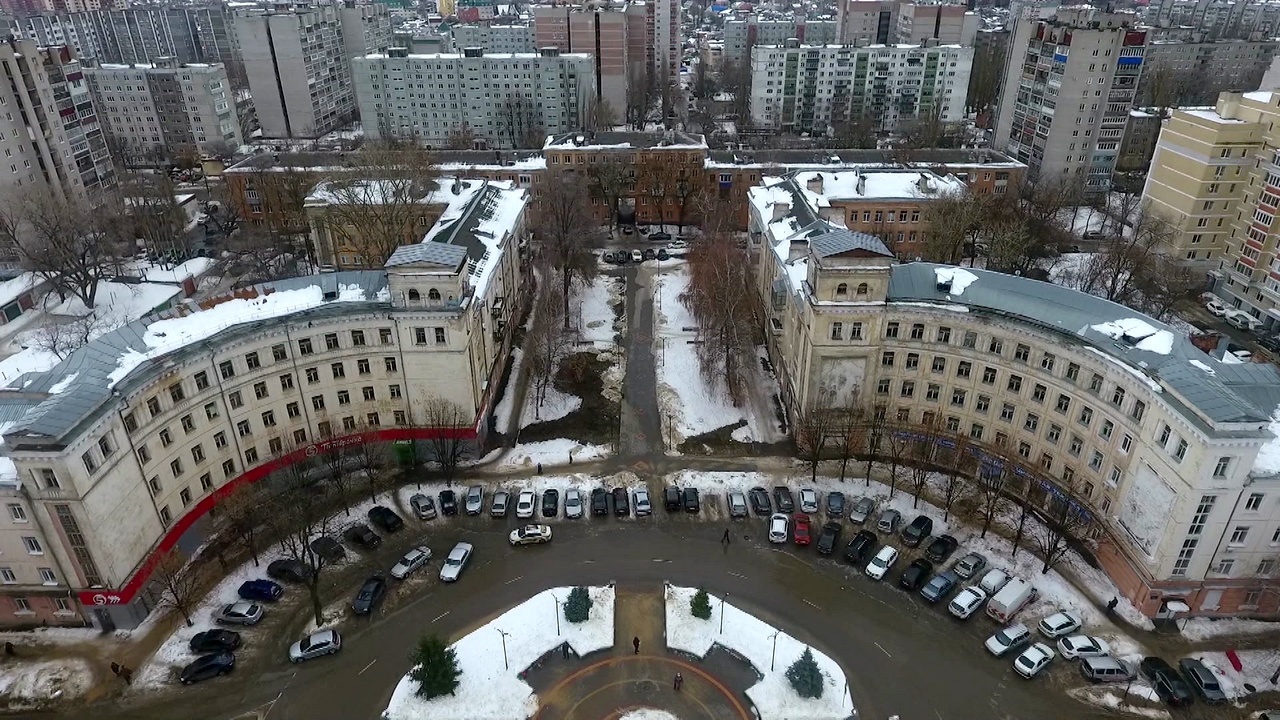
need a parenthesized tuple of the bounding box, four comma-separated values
(149, 547, 203, 627)
(830, 112, 877, 149)
(320, 446, 354, 516)
(966, 40, 1007, 120)
(906, 416, 942, 509)
(832, 403, 866, 483)
(421, 395, 471, 487)
(524, 271, 574, 416)
(862, 406, 889, 487)
(796, 401, 837, 483)
(446, 123, 478, 150)
(499, 94, 545, 149)
(583, 96, 619, 132)
(263, 481, 337, 628)
(718, 58, 751, 122)
(1011, 494, 1034, 558)
(1033, 482, 1093, 574)
(975, 462, 1010, 539)
(933, 435, 974, 522)
(587, 158, 631, 230)
(349, 427, 393, 502)
(28, 313, 124, 361)
(626, 65, 655, 130)
(1061, 201, 1189, 318)
(681, 233, 756, 406)
(920, 191, 985, 265)
(534, 171, 601, 329)
(122, 173, 192, 263)
(886, 426, 911, 499)
(217, 481, 268, 566)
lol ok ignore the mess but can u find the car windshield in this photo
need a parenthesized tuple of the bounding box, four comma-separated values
(447, 554, 463, 566)
(996, 630, 1019, 645)
(301, 636, 318, 651)
(1017, 655, 1034, 668)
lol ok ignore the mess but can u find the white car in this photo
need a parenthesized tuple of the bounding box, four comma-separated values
(667, 239, 689, 250)
(798, 488, 819, 514)
(865, 546, 898, 580)
(1038, 610, 1082, 639)
(390, 546, 432, 580)
(465, 485, 484, 515)
(768, 513, 789, 543)
(515, 490, 537, 519)
(289, 629, 341, 663)
(509, 524, 553, 546)
(979, 568, 1012, 595)
(439, 542, 473, 582)
(985, 623, 1031, 657)
(630, 249, 643, 262)
(634, 488, 652, 516)
(947, 586, 987, 619)
(564, 489, 583, 518)
(1057, 635, 1111, 660)
(1206, 299, 1228, 316)
(1013, 642, 1056, 679)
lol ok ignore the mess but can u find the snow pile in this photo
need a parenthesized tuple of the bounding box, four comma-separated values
(618, 710, 679, 720)
(1066, 686, 1171, 719)
(492, 348, 523, 432)
(934, 266, 978, 296)
(0, 658, 93, 708)
(50, 281, 181, 323)
(1179, 616, 1279, 642)
(1254, 407, 1280, 476)
(579, 276, 624, 348)
(1188, 359, 1216, 376)
(499, 439, 610, 468)
(665, 585, 853, 719)
(1192, 648, 1280, 700)
(1090, 318, 1175, 355)
(384, 585, 615, 720)
(47, 373, 78, 395)
(522, 384, 581, 427)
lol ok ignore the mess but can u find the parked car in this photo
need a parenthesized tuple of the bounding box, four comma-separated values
(899, 558, 934, 591)
(591, 488, 610, 516)
(516, 490, 537, 519)
(844, 530, 877, 565)
(793, 514, 812, 545)
(1080, 656, 1135, 683)
(439, 490, 458, 516)
(390, 546, 432, 580)
(866, 545, 898, 580)
(683, 487, 700, 512)
(343, 524, 382, 550)
(642, 248, 656, 261)
(650, 231, 673, 243)
(798, 488, 819, 514)
(491, 491, 511, 517)
(440, 542, 474, 582)
(509, 524, 554, 546)
(612, 487, 630, 516)
(238, 579, 283, 602)
(953, 552, 987, 580)
(1140, 657, 1194, 705)
(924, 534, 958, 563)
(630, 249, 643, 262)
(351, 576, 387, 615)
(826, 492, 846, 518)
(189, 629, 241, 654)
(1058, 635, 1111, 660)
(920, 570, 959, 603)
(980, 568, 1012, 595)
(634, 488, 653, 516)
(664, 486, 681, 511)
(1014, 643, 1056, 679)
(749, 487, 772, 515)
(180, 653, 234, 684)
(1205, 299, 1228, 316)
(267, 559, 311, 583)
(816, 522, 841, 555)
(564, 489, 583, 519)
(1260, 335, 1280, 354)
(768, 513, 789, 543)
(1179, 658, 1228, 703)
(948, 587, 987, 619)
(410, 493, 437, 520)
(850, 496, 876, 524)
(1038, 611, 1083, 639)
(728, 491, 748, 518)
(985, 623, 1032, 657)
(464, 485, 484, 515)
(541, 489, 560, 517)
(217, 601, 263, 626)
(289, 629, 342, 663)
(773, 487, 795, 513)
(368, 506, 403, 532)
(876, 509, 901, 533)
(901, 515, 933, 547)
(656, 249, 669, 261)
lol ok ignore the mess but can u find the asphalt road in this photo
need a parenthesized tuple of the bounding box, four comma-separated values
(52, 500, 1128, 720)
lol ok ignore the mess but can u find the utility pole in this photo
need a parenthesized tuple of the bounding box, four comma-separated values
(496, 628, 511, 670)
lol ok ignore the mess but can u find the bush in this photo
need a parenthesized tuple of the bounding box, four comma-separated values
(409, 634, 461, 699)
(564, 586, 592, 623)
(690, 588, 712, 620)
(785, 647, 824, 700)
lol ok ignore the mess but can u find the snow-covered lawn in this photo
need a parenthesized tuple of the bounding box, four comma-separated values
(665, 585, 853, 719)
(522, 384, 581, 427)
(384, 585, 615, 720)
(500, 439, 610, 469)
(0, 658, 94, 709)
(578, 275, 624, 349)
(1179, 616, 1279, 642)
(1190, 648, 1280, 700)
(1066, 686, 1171, 720)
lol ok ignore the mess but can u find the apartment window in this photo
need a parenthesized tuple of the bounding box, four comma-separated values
(1120, 434, 1133, 453)
(900, 381, 915, 398)
(272, 344, 287, 362)
(0, 568, 14, 584)
(877, 379, 891, 395)
(293, 429, 307, 443)
(885, 322, 899, 339)
(338, 390, 351, 405)
(194, 371, 209, 390)
(1159, 424, 1172, 445)
(298, 338, 313, 355)
(1068, 435, 1083, 456)
(414, 328, 428, 345)
(1007, 375, 1022, 393)
(849, 322, 863, 340)
(981, 367, 996, 384)
(365, 412, 380, 427)
(159, 428, 174, 448)
(180, 414, 196, 434)
(147, 397, 161, 417)
(7, 504, 25, 522)
(312, 395, 326, 411)
(1089, 374, 1103, 394)
(318, 421, 332, 438)
(931, 357, 946, 373)
(962, 331, 977, 349)
(254, 382, 269, 400)
(975, 395, 990, 413)
(287, 401, 301, 419)
(389, 384, 402, 399)
(325, 333, 339, 350)
(1032, 384, 1047, 403)
(1100, 420, 1114, 440)
(1055, 395, 1071, 414)
(1047, 424, 1062, 443)
(262, 410, 276, 428)
(1214, 457, 1232, 478)
(222, 459, 235, 478)
(245, 447, 258, 464)
(1018, 442, 1031, 459)
(306, 368, 320, 384)
(394, 411, 407, 425)
(935, 327, 951, 343)
(926, 384, 941, 401)
(179, 488, 192, 507)
(1246, 493, 1264, 511)
(385, 357, 398, 373)
(379, 328, 394, 345)
(1000, 403, 1015, 422)
(946, 416, 961, 433)
(357, 359, 371, 375)
(1014, 344, 1030, 362)
(280, 373, 294, 391)
(951, 389, 966, 407)
(1066, 363, 1080, 382)
(910, 324, 924, 340)
(228, 391, 243, 409)
(352, 330, 366, 346)
(268, 437, 283, 455)
(204, 402, 219, 421)
(831, 322, 843, 340)
(881, 351, 895, 367)
(1089, 451, 1104, 470)
(362, 387, 376, 401)
(435, 328, 446, 344)
(1110, 387, 1126, 407)
(1041, 353, 1056, 372)
(1130, 400, 1146, 422)
(219, 360, 235, 380)
(22, 536, 41, 554)
(191, 443, 206, 462)
(1024, 413, 1040, 432)
(170, 458, 183, 477)
(906, 353, 920, 370)
(988, 338, 1003, 355)
(332, 362, 345, 379)
(214, 431, 227, 449)
(12, 597, 30, 613)
(245, 351, 260, 370)
(236, 420, 251, 437)
(123, 412, 138, 434)
(1174, 439, 1188, 462)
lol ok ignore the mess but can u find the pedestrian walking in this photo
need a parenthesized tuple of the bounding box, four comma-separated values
(674, 672, 683, 691)
(569, 452, 574, 465)
(721, 528, 731, 544)
(633, 636, 640, 654)
(537, 462, 543, 474)
(1106, 597, 1118, 614)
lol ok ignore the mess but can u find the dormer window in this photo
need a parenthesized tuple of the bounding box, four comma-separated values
(408, 289, 420, 302)
(856, 283, 869, 296)
(428, 288, 441, 301)
(835, 283, 848, 300)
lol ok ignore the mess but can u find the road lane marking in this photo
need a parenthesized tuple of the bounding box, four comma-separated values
(431, 611, 450, 623)
(727, 571, 748, 579)
(874, 642, 892, 658)
(504, 575, 523, 585)
(803, 599, 821, 610)
(358, 659, 377, 676)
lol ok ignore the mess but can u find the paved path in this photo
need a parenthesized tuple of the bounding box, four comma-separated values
(618, 265, 663, 459)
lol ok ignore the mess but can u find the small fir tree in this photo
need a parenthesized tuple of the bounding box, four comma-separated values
(785, 647, 824, 700)
(690, 589, 712, 620)
(564, 586, 592, 623)
(409, 634, 461, 699)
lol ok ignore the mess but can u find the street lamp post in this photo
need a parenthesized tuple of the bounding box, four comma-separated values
(496, 628, 511, 670)
(551, 592, 561, 637)
(769, 630, 780, 672)
(720, 592, 728, 634)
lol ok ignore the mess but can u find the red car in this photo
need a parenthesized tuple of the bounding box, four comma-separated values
(793, 513, 812, 546)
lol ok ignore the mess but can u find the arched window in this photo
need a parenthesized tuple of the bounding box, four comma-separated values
(856, 283, 869, 296)
(835, 282, 848, 300)
(428, 288, 441, 301)
(407, 289, 420, 302)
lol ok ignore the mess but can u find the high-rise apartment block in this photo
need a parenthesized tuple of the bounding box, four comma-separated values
(722, 15, 839, 65)
(447, 23, 536, 54)
(837, 0, 894, 44)
(532, 5, 632, 114)
(895, 2, 977, 46)
(234, 3, 390, 138)
(354, 47, 594, 148)
(749, 42, 972, 134)
(1142, 38, 1279, 106)
(993, 7, 1146, 193)
(84, 57, 242, 160)
(1146, 0, 1280, 41)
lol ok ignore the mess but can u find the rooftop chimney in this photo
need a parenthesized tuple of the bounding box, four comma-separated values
(771, 200, 792, 222)
(806, 173, 824, 195)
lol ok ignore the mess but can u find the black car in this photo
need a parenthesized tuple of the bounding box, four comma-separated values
(541, 489, 560, 517)
(642, 248, 656, 261)
(368, 506, 403, 532)
(591, 488, 610, 516)
(1260, 335, 1280, 353)
(650, 231, 672, 243)
(656, 249, 669, 260)
(612, 487, 630, 516)
(266, 559, 311, 583)
(439, 490, 458, 516)
(683, 487, 700, 513)
(344, 524, 382, 550)
(844, 530, 877, 565)
(237, 579, 283, 602)
(924, 534, 959, 563)
(901, 515, 934, 548)
(180, 652, 234, 684)
(664, 486, 681, 511)
(816, 522, 841, 555)
(826, 492, 846, 518)
(898, 558, 934, 591)
(352, 575, 387, 615)
(310, 536, 346, 563)
(773, 486, 795, 513)
(188, 629, 241, 654)
(1140, 657, 1194, 705)
(749, 487, 772, 515)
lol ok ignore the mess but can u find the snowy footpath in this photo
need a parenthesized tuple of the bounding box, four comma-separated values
(665, 584, 854, 719)
(383, 585, 615, 720)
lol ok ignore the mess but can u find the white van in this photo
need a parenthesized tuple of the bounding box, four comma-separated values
(985, 577, 1038, 623)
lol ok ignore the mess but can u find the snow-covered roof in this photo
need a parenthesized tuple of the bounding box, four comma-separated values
(543, 130, 709, 151)
(1244, 90, 1276, 104)
(305, 177, 445, 207)
(1181, 108, 1249, 124)
(791, 169, 969, 201)
(418, 180, 528, 299)
(0, 273, 43, 309)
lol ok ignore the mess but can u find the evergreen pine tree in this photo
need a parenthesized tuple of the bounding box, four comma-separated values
(690, 588, 712, 619)
(564, 586, 592, 623)
(409, 634, 462, 699)
(785, 647, 824, 700)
